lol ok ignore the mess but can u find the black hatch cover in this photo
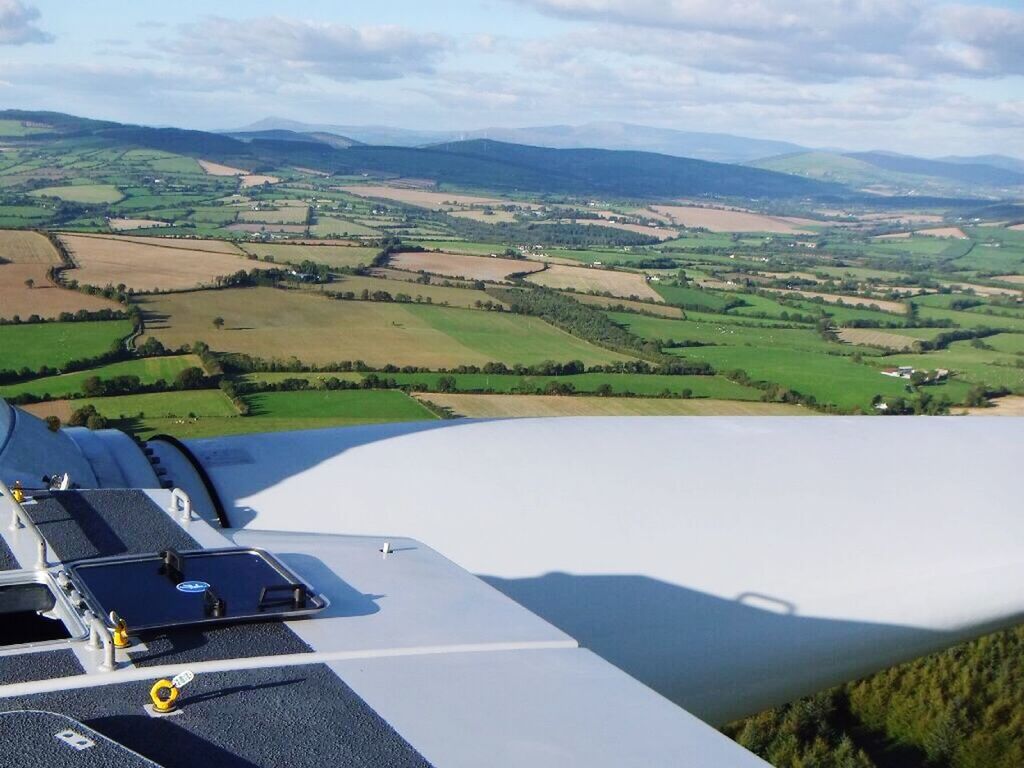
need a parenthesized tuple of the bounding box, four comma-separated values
(68, 548, 327, 632)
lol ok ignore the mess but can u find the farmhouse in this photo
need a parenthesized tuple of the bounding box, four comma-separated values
(881, 367, 915, 379)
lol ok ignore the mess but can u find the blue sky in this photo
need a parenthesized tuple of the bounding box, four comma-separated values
(1, 0, 1022, 156)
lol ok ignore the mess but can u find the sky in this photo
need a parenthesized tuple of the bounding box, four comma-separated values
(0, 0, 1022, 157)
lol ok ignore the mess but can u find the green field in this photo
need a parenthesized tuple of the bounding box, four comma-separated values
(330, 275, 502, 309)
(0, 119, 50, 137)
(29, 184, 123, 204)
(676, 346, 914, 410)
(240, 243, 379, 268)
(868, 340, 1024, 391)
(914, 304, 1024, 332)
(409, 240, 508, 256)
(0, 355, 201, 399)
(138, 287, 630, 368)
(312, 217, 379, 236)
(608, 311, 863, 355)
(0, 320, 133, 372)
(245, 389, 437, 421)
(81, 389, 238, 418)
(654, 284, 733, 311)
(259, 371, 762, 399)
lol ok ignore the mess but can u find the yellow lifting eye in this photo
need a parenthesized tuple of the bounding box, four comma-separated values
(112, 617, 130, 649)
(150, 679, 180, 713)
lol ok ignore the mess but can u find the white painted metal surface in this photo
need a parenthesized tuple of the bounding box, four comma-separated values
(333, 648, 768, 768)
(185, 416, 1024, 723)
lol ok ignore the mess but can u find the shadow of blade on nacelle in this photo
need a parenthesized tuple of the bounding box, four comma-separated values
(483, 572, 950, 727)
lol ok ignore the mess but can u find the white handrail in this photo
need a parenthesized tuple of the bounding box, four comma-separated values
(85, 611, 116, 671)
(0, 478, 48, 569)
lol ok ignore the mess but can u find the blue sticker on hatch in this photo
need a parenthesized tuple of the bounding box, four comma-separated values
(176, 580, 211, 593)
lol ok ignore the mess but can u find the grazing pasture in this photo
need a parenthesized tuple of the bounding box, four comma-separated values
(329, 275, 504, 309)
(0, 355, 202, 399)
(0, 320, 133, 372)
(80, 390, 238, 418)
(416, 393, 806, 418)
(238, 207, 309, 225)
(526, 264, 662, 300)
(30, 184, 123, 204)
(239, 243, 379, 268)
(376, 371, 762, 399)
(137, 287, 629, 368)
(59, 233, 260, 291)
(227, 223, 307, 234)
(390, 251, 544, 281)
(245, 390, 436, 422)
(676, 346, 911, 411)
(311, 217, 379, 237)
(608, 312, 853, 355)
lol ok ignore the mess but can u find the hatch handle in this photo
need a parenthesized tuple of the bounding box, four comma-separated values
(258, 583, 310, 611)
(203, 586, 226, 618)
(159, 549, 184, 584)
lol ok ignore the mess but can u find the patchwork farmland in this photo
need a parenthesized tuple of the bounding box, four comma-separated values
(0, 123, 1022, 445)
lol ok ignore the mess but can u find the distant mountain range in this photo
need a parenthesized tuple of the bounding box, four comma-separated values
(0, 109, 842, 201)
(5, 109, 1018, 202)
(751, 150, 1024, 196)
(937, 154, 1024, 174)
(232, 118, 805, 164)
(231, 117, 1024, 197)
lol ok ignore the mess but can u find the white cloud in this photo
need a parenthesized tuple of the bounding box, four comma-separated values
(514, 0, 1024, 81)
(159, 16, 451, 83)
(0, 0, 52, 45)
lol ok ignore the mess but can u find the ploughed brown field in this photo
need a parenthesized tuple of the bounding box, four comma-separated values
(916, 226, 969, 238)
(389, 251, 544, 282)
(958, 395, 1024, 416)
(58, 234, 262, 291)
(837, 328, 917, 351)
(68, 234, 242, 254)
(340, 185, 518, 210)
(652, 205, 817, 234)
(526, 264, 663, 301)
(761, 287, 907, 314)
(0, 262, 122, 320)
(198, 160, 247, 176)
(0, 229, 61, 263)
(198, 160, 279, 187)
(572, 219, 679, 240)
(448, 209, 517, 223)
(571, 293, 684, 318)
(108, 218, 170, 231)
